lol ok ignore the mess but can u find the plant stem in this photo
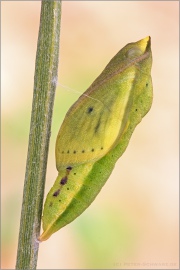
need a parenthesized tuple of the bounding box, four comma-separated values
(16, 1, 61, 269)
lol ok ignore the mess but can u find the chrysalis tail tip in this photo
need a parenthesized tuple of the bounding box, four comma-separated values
(38, 231, 50, 242)
(36, 237, 42, 243)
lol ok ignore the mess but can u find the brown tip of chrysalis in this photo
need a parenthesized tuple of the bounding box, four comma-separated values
(38, 231, 50, 242)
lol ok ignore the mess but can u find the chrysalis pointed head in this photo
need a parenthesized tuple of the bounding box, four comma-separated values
(130, 36, 153, 118)
(125, 36, 151, 60)
(136, 36, 151, 54)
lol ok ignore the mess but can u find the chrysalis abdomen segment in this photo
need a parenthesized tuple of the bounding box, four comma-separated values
(40, 156, 113, 241)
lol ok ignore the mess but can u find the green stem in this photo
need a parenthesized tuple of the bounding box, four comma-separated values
(16, 1, 61, 269)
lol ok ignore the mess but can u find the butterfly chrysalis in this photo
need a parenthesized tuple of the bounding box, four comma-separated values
(39, 36, 153, 241)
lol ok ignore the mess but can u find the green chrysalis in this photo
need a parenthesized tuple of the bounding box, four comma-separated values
(39, 36, 153, 241)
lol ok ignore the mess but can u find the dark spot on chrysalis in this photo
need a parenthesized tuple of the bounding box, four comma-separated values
(49, 202, 53, 207)
(146, 82, 148, 87)
(67, 150, 70, 153)
(135, 108, 138, 111)
(74, 172, 76, 175)
(59, 199, 61, 202)
(87, 107, 93, 113)
(73, 150, 76, 154)
(101, 147, 103, 150)
(82, 150, 85, 153)
(91, 148, 94, 152)
(67, 187, 69, 190)
(60, 176, 68, 185)
(53, 189, 60, 197)
(66, 166, 72, 171)
(61, 151, 64, 154)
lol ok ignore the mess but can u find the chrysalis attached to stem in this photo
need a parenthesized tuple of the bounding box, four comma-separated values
(39, 36, 153, 241)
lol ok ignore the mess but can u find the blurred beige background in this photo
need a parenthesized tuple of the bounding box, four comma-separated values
(1, 1, 179, 269)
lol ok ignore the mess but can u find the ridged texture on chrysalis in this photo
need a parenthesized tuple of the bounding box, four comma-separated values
(39, 36, 153, 241)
